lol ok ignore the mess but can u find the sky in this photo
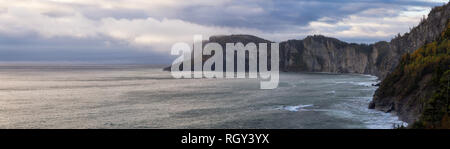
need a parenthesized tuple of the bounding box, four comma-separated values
(0, 0, 447, 63)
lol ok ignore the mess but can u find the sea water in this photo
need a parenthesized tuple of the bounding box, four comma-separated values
(0, 64, 405, 129)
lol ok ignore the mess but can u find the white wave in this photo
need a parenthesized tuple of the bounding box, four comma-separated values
(328, 97, 407, 129)
(363, 112, 408, 129)
(276, 104, 314, 112)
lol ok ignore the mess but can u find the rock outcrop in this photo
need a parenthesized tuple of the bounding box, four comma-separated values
(279, 36, 374, 74)
(280, 3, 450, 79)
(368, 3, 450, 126)
(163, 34, 273, 72)
(369, 24, 449, 128)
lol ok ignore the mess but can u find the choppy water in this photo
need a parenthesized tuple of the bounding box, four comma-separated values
(0, 64, 405, 129)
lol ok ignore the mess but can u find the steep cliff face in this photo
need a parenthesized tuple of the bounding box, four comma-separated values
(369, 24, 450, 127)
(280, 3, 450, 79)
(163, 35, 273, 72)
(279, 36, 374, 74)
(204, 35, 273, 72)
(368, 4, 450, 127)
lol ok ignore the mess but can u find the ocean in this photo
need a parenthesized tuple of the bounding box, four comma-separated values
(0, 64, 405, 129)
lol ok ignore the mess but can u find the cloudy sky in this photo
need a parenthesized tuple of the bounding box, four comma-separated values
(0, 0, 447, 63)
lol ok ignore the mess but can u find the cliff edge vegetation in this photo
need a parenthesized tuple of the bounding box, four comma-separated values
(369, 23, 450, 128)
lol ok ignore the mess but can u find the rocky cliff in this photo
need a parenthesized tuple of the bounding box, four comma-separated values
(369, 24, 450, 128)
(163, 34, 273, 72)
(280, 3, 450, 79)
(279, 36, 374, 74)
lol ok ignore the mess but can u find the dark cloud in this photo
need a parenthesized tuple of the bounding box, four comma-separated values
(170, 0, 445, 31)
